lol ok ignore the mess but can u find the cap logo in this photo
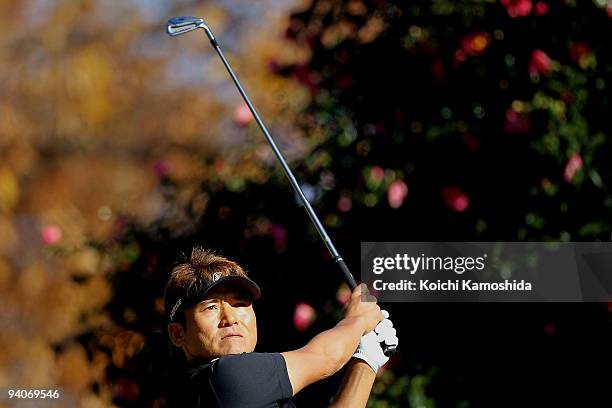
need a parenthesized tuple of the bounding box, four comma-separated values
(212, 272, 222, 282)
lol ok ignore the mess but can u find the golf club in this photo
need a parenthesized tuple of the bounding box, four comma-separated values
(166, 16, 396, 356)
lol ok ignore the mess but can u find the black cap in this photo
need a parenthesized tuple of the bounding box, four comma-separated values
(166, 272, 261, 322)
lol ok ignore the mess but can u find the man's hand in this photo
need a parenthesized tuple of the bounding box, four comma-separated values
(343, 284, 384, 335)
(282, 284, 387, 396)
(352, 310, 399, 374)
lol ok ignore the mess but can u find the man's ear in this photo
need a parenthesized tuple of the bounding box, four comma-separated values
(168, 322, 186, 347)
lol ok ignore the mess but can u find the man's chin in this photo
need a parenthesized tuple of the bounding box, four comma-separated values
(218, 341, 251, 356)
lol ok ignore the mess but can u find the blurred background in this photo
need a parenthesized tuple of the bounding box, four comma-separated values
(1, 0, 611, 406)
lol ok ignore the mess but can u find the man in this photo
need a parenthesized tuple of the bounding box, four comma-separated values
(164, 247, 398, 407)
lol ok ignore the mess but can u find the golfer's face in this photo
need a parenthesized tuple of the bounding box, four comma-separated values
(183, 286, 257, 360)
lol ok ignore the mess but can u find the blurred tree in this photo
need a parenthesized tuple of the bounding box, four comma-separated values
(280, 0, 612, 244)
(0, 0, 308, 405)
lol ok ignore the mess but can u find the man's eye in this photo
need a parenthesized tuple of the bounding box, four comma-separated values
(204, 305, 217, 311)
(235, 300, 250, 307)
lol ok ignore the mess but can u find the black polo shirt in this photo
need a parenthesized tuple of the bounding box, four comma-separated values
(170, 352, 296, 407)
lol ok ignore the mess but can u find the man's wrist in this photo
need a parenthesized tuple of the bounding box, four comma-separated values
(349, 357, 377, 372)
(329, 358, 377, 408)
(338, 315, 368, 334)
(351, 352, 378, 374)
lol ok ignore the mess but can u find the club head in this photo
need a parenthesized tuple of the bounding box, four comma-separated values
(166, 16, 205, 36)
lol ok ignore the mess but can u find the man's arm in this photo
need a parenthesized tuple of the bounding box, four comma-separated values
(328, 359, 376, 408)
(330, 312, 399, 407)
(281, 284, 382, 396)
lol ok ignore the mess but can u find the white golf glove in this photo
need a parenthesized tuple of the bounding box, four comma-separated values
(352, 310, 399, 373)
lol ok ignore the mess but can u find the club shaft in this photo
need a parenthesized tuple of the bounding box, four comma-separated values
(208, 35, 357, 290)
(194, 26, 395, 357)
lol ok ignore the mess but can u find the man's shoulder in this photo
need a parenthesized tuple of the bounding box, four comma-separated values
(176, 353, 294, 407)
(183, 353, 285, 386)
(209, 352, 294, 405)
(213, 352, 285, 379)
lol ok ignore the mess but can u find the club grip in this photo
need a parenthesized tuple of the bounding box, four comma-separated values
(336, 257, 357, 290)
(335, 258, 397, 357)
(383, 344, 397, 357)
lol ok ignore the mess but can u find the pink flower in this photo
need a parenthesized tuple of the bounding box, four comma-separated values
(534, 1, 548, 15)
(153, 161, 170, 177)
(270, 224, 288, 252)
(387, 180, 409, 209)
(442, 186, 470, 212)
(336, 284, 351, 305)
(529, 49, 552, 76)
(504, 108, 531, 134)
(337, 195, 352, 212)
(293, 65, 321, 91)
(233, 102, 253, 128)
(371, 166, 384, 181)
(501, 0, 533, 18)
(563, 154, 583, 182)
(41, 225, 62, 245)
(461, 32, 490, 56)
(293, 303, 316, 332)
(368, 166, 385, 187)
(453, 49, 467, 67)
(568, 42, 593, 69)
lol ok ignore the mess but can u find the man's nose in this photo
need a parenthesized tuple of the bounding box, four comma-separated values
(219, 301, 238, 326)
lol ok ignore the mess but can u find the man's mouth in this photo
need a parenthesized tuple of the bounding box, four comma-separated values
(222, 334, 243, 340)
